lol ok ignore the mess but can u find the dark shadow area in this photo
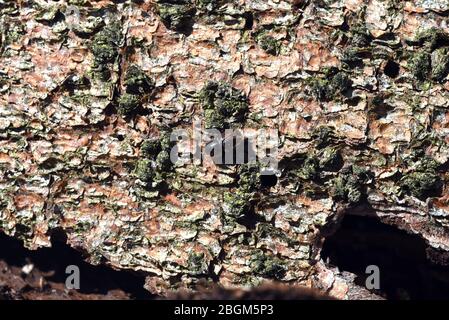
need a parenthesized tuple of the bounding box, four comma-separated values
(260, 174, 278, 188)
(236, 208, 265, 230)
(321, 215, 449, 300)
(0, 231, 153, 299)
(384, 60, 400, 78)
(369, 95, 395, 119)
(243, 12, 254, 31)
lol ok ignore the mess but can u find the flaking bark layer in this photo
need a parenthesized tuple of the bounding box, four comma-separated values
(0, 0, 448, 298)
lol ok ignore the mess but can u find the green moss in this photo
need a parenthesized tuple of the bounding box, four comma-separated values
(156, 150, 172, 171)
(310, 72, 351, 101)
(302, 182, 327, 199)
(401, 156, 443, 200)
(310, 78, 333, 101)
(187, 252, 206, 273)
(221, 162, 264, 219)
(156, 1, 196, 32)
(352, 165, 371, 181)
(91, 65, 111, 81)
(401, 171, 442, 200)
(117, 93, 141, 115)
(73, 16, 105, 36)
(196, 0, 220, 11)
(68, 0, 89, 5)
(134, 159, 153, 183)
(92, 42, 116, 66)
(330, 165, 372, 204)
(91, 21, 122, 67)
(125, 65, 155, 94)
(199, 81, 219, 108)
(223, 191, 252, 218)
(409, 51, 431, 81)
(350, 26, 371, 47)
(341, 47, 363, 67)
(331, 72, 352, 92)
(238, 162, 261, 192)
(250, 251, 286, 280)
(216, 92, 247, 119)
(139, 132, 174, 174)
(141, 139, 162, 159)
(73, 221, 94, 233)
(199, 81, 248, 129)
(3, 22, 26, 46)
(409, 29, 449, 83)
(296, 156, 319, 180)
(418, 156, 440, 172)
(90, 19, 122, 79)
(332, 175, 360, 203)
(256, 223, 297, 246)
(312, 126, 336, 147)
(318, 147, 342, 171)
(35, 6, 60, 23)
(257, 34, 280, 55)
(430, 47, 449, 81)
(416, 28, 449, 51)
(346, 181, 363, 203)
(159, 131, 173, 151)
(204, 108, 226, 129)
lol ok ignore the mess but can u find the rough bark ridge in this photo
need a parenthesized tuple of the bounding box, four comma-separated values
(0, 0, 448, 299)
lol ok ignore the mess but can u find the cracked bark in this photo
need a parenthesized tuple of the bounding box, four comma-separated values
(0, 0, 448, 299)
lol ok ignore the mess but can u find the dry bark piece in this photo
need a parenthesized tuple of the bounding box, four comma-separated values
(0, 0, 448, 300)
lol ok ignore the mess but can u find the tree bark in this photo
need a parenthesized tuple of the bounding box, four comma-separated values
(0, 0, 448, 299)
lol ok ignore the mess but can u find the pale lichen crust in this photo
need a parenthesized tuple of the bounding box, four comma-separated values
(0, 0, 448, 299)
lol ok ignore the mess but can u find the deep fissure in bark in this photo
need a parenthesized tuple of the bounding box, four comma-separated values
(321, 214, 449, 300)
(0, 231, 153, 299)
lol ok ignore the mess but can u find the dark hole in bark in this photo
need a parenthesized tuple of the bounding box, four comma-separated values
(384, 60, 400, 78)
(0, 231, 153, 299)
(377, 33, 397, 41)
(339, 19, 350, 32)
(369, 95, 394, 119)
(260, 173, 277, 188)
(321, 215, 449, 300)
(243, 12, 254, 31)
(236, 208, 264, 230)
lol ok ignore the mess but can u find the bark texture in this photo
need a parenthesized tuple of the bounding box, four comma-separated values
(0, 0, 448, 299)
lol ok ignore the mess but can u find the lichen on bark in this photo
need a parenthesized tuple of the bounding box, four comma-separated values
(0, 0, 449, 299)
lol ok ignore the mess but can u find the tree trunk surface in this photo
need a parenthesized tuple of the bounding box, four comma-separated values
(0, 0, 448, 299)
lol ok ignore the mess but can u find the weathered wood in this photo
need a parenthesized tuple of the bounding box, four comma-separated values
(0, 0, 448, 299)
